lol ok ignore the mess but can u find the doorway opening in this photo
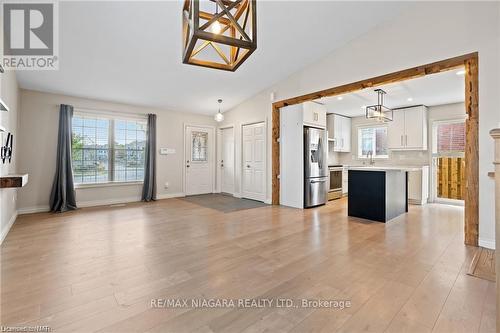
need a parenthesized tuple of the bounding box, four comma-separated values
(271, 53, 479, 246)
(219, 126, 235, 195)
(431, 119, 466, 205)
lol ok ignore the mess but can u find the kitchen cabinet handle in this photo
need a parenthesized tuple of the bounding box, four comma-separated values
(405, 135, 408, 146)
(401, 135, 403, 146)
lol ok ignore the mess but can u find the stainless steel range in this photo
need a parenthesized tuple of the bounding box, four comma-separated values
(328, 165, 343, 200)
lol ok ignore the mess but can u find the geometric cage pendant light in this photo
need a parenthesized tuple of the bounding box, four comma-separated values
(365, 89, 393, 122)
(182, 0, 257, 71)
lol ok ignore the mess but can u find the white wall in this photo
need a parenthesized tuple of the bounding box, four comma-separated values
(223, 2, 500, 248)
(0, 71, 20, 243)
(17, 89, 216, 213)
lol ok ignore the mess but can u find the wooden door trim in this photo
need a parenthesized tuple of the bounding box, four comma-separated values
(271, 52, 479, 246)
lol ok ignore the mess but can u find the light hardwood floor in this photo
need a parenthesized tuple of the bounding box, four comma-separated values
(1, 198, 495, 332)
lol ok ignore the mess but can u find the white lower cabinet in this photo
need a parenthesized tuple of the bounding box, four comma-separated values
(408, 166, 429, 205)
(342, 167, 348, 194)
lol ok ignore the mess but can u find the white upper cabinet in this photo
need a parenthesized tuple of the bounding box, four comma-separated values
(404, 107, 427, 149)
(341, 116, 351, 152)
(303, 102, 326, 128)
(327, 114, 351, 152)
(387, 105, 427, 150)
(387, 110, 405, 149)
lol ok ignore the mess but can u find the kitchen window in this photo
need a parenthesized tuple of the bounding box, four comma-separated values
(435, 121, 465, 155)
(357, 126, 388, 158)
(72, 112, 146, 185)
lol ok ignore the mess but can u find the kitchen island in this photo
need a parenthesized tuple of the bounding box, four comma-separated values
(347, 166, 421, 222)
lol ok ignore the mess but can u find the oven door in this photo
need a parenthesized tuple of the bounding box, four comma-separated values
(329, 169, 343, 192)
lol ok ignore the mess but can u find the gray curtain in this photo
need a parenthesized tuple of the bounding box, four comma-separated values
(49, 104, 77, 212)
(142, 114, 157, 201)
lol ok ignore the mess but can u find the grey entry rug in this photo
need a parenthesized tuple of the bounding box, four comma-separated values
(180, 193, 267, 213)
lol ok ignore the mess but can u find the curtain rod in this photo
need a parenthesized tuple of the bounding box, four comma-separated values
(69, 105, 149, 119)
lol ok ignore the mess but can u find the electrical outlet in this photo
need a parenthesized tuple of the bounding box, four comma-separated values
(164, 182, 169, 189)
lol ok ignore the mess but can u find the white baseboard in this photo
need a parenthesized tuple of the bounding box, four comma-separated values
(77, 196, 142, 208)
(18, 206, 50, 214)
(1, 211, 18, 244)
(264, 198, 272, 205)
(479, 238, 495, 250)
(18, 197, 142, 214)
(156, 192, 185, 200)
(408, 199, 424, 205)
(18, 193, 186, 215)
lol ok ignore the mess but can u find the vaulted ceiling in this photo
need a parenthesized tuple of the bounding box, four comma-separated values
(16, 1, 409, 115)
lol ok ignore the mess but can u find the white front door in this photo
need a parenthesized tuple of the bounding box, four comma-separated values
(221, 127, 235, 194)
(185, 126, 214, 196)
(242, 122, 266, 202)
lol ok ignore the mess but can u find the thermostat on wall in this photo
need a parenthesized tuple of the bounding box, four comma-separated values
(160, 148, 176, 155)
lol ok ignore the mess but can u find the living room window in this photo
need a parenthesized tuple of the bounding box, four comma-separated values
(72, 112, 146, 185)
(357, 126, 388, 159)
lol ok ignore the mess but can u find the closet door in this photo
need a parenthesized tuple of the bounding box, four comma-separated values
(242, 122, 266, 202)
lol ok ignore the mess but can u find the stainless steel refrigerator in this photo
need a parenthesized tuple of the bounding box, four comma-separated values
(304, 126, 328, 207)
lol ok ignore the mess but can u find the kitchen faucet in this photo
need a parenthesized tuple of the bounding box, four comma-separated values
(366, 150, 375, 165)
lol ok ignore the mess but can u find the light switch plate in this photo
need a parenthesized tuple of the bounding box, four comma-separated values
(160, 148, 176, 155)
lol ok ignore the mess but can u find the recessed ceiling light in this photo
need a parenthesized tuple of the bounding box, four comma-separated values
(337, 96, 343, 101)
(456, 70, 466, 75)
(407, 97, 413, 102)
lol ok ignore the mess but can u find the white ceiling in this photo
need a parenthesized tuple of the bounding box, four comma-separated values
(16, 1, 409, 115)
(317, 69, 466, 117)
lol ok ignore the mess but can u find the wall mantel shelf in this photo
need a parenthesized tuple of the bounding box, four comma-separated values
(0, 174, 29, 188)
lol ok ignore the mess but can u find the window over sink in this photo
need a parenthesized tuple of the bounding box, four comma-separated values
(357, 126, 388, 159)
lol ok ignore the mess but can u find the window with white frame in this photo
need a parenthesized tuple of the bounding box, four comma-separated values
(357, 126, 388, 158)
(72, 112, 147, 185)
